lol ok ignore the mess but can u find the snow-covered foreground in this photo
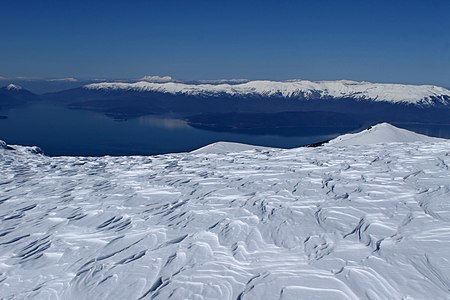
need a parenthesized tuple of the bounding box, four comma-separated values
(1, 137, 450, 299)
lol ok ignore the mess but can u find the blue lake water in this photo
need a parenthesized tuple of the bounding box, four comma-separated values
(1, 104, 449, 156)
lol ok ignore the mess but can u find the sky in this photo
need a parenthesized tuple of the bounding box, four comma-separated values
(1, 0, 450, 86)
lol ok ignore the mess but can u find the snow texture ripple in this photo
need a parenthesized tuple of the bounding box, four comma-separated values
(84, 80, 450, 106)
(1, 139, 450, 299)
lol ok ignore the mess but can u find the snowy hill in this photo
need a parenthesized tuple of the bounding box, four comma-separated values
(85, 79, 450, 106)
(191, 141, 273, 154)
(1, 134, 450, 299)
(326, 123, 446, 146)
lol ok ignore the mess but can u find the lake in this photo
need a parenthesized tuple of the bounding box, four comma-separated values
(1, 103, 449, 156)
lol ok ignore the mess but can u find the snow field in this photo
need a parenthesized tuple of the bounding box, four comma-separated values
(1, 127, 450, 299)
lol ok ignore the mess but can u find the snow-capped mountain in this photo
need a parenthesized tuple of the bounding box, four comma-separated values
(326, 122, 447, 146)
(0, 84, 40, 108)
(5, 83, 23, 91)
(85, 79, 450, 106)
(1, 84, 36, 96)
(1, 126, 450, 299)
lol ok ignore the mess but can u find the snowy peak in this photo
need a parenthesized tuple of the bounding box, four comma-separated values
(1, 84, 36, 97)
(84, 80, 450, 106)
(326, 122, 446, 147)
(5, 83, 23, 91)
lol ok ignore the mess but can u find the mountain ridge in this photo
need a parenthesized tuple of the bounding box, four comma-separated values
(84, 79, 450, 106)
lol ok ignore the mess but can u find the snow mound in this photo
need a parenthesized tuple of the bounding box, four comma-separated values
(326, 123, 446, 147)
(84, 79, 450, 106)
(191, 141, 274, 154)
(0, 140, 43, 154)
(0, 140, 14, 150)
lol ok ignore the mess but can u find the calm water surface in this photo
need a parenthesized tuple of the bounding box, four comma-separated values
(1, 104, 449, 156)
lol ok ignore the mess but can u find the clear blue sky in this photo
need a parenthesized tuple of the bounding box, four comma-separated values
(1, 0, 449, 86)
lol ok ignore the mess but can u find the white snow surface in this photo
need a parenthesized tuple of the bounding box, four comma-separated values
(326, 123, 447, 147)
(1, 135, 450, 299)
(191, 141, 274, 154)
(84, 79, 450, 105)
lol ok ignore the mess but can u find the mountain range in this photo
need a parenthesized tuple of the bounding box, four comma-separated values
(84, 80, 450, 105)
(2, 79, 450, 132)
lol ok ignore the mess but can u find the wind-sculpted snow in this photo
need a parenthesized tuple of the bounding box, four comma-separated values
(1, 140, 450, 299)
(84, 79, 450, 106)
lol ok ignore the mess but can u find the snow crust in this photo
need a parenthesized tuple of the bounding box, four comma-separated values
(326, 123, 447, 147)
(84, 79, 450, 105)
(1, 134, 450, 299)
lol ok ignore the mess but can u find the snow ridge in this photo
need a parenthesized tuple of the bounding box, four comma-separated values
(84, 79, 450, 106)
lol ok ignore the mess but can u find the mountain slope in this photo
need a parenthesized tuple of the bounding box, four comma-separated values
(326, 122, 446, 146)
(0, 84, 40, 109)
(1, 135, 450, 299)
